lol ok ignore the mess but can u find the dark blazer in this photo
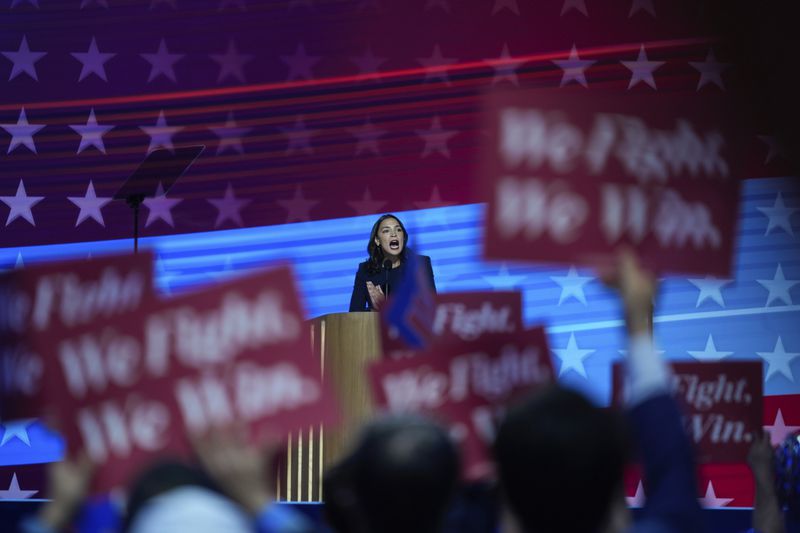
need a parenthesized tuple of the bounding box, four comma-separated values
(348, 255, 436, 312)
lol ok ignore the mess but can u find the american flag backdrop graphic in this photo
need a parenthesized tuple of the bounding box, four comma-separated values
(0, 0, 797, 511)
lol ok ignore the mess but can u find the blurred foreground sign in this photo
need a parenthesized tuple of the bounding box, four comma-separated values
(33, 264, 339, 492)
(482, 90, 744, 276)
(382, 251, 436, 350)
(612, 361, 762, 463)
(368, 328, 553, 480)
(0, 252, 155, 420)
(381, 291, 524, 359)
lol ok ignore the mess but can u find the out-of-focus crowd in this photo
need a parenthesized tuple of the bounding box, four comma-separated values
(16, 252, 799, 533)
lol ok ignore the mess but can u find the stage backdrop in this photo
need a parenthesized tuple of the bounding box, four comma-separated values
(0, 0, 798, 514)
(0, 175, 798, 509)
(0, 0, 789, 250)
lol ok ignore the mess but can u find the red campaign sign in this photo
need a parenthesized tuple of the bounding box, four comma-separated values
(0, 252, 155, 420)
(34, 265, 340, 492)
(481, 89, 745, 277)
(612, 361, 763, 463)
(368, 328, 553, 480)
(381, 291, 524, 358)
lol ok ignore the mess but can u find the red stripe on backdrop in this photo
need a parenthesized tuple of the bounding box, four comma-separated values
(0, 37, 711, 113)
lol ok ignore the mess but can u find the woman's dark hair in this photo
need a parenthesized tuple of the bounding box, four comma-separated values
(366, 214, 409, 274)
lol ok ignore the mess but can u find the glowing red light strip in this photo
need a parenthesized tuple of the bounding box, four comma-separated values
(0, 37, 713, 112)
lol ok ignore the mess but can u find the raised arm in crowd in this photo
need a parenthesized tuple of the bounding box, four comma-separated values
(494, 251, 705, 533)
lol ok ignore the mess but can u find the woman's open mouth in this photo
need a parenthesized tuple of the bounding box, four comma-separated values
(389, 239, 400, 251)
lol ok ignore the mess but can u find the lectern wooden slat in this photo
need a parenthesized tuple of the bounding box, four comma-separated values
(277, 312, 381, 502)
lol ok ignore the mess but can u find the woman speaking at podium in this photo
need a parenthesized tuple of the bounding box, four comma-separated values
(348, 214, 436, 311)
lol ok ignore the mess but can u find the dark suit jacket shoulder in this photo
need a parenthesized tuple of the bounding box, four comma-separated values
(348, 255, 436, 312)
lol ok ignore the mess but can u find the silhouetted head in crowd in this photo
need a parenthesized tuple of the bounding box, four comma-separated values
(324, 415, 460, 533)
(123, 459, 251, 533)
(494, 386, 631, 533)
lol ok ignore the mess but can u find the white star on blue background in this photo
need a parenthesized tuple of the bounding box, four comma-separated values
(687, 334, 733, 362)
(757, 337, 799, 382)
(552, 332, 595, 378)
(0, 420, 35, 447)
(757, 264, 798, 306)
(550, 266, 592, 305)
(687, 276, 731, 307)
(483, 264, 527, 290)
(756, 193, 797, 237)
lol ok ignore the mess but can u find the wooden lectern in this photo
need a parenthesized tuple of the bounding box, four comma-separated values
(276, 312, 381, 502)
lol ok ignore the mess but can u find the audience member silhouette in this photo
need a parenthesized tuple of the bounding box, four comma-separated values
(494, 251, 705, 533)
(324, 415, 460, 533)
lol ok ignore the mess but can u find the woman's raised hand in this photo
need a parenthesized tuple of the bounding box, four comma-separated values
(366, 281, 385, 310)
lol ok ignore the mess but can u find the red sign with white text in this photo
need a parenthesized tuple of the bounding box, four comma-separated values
(35, 265, 339, 492)
(612, 361, 762, 463)
(368, 328, 553, 480)
(0, 252, 155, 420)
(481, 90, 744, 276)
(381, 291, 524, 358)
